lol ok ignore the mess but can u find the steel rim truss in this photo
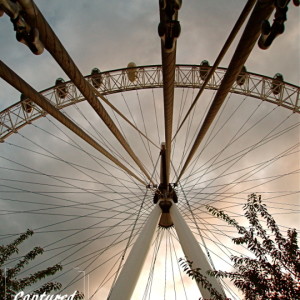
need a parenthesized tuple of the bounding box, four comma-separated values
(1, 64, 299, 143)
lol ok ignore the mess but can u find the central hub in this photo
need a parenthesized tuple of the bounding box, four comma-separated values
(151, 143, 179, 228)
(159, 199, 173, 228)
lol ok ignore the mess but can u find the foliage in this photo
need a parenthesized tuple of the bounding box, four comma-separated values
(179, 258, 228, 300)
(181, 193, 300, 300)
(0, 229, 84, 300)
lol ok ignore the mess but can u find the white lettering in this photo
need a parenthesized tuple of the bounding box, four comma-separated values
(14, 291, 24, 300)
(67, 291, 77, 300)
(13, 291, 78, 300)
(40, 293, 47, 300)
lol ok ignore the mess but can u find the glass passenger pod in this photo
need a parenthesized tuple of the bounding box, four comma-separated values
(90, 68, 103, 89)
(200, 60, 210, 80)
(55, 78, 68, 99)
(271, 73, 284, 95)
(20, 93, 34, 114)
(236, 65, 247, 86)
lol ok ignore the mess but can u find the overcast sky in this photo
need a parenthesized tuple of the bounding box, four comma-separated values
(0, 1, 299, 299)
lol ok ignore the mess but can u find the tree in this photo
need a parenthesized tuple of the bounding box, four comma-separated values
(180, 193, 300, 300)
(0, 229, 84, 299)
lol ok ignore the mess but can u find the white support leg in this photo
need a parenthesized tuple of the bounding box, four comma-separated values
(108, 204, 161, 300)
(170, 202, 226, 299)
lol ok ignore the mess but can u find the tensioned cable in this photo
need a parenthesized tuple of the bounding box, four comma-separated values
(183, 144, 299, 191)
(179, 181, 216, 270)
(69, 103, 134, 168)
(62, 214, 147, 296)
(173, 89, 220, 184)
(38, 118, 146, 197)
(118, 91, 159, 180)
(152, 89, 162, 146)
(176, 1, 276, 182)
(93, 86, 159, 150)
(167, 231, 177, 300)
(168, 228, 188, 300)
(25, 115, 146, 194)
(142, 229, 164, 300)
(182, 125, 299, 190)
(108, 190, 148, 296)
(22, 206, 148, 278)
(57, 107, 148, 186)
(88, 214, 154, 299)
(179, 93, 262, 188)
(13, 2, 154, 183)
(0, 60, 147, 185)
(173, 88, 201, 179)
(173, 0, 257, 140)
(30, 219, 145, 296)
(0, 165, 142, 191)
(136, 89, 158, 172)
(182, 111, 298, 193)
(190, 147, 298, 207)
(44, 114, 148, 209)
(0, 147, 141, 214)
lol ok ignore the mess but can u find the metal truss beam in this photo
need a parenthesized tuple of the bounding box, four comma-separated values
(17, 0, 153, 184)
(1, 65, 298, 143)
(0, 60, 146, 185)
(176, 0, 276, 182)
(173, 0, 257, 139)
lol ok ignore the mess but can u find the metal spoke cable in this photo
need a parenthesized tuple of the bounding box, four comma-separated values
(136, 89, 158, 173)
(192, 147, 300, 203)
(14, 1, 153, 183)
(167, 232, 177, 300)
(169, 228, 188, 300)
(183, 145, 299, 191)
(38, 118, 146, 195)
(142, 228, 164, 300)
(119, 90, 160, 180)
(0, 142, 141, 212)
(0, 60, 147, 185)
(48, 110, 147, 201)
(92, 88, 158, 150)
(177, 0, 276, 182)
(59, 107, 148, 185)
(182, 114, 299, 192)
(173, 0, 257, 139)
(180, 94, 263, 189)
(108, 190, 148, 296)
(69, 103, 134, 168)
(174, 90, 219, 184)
(151, 89, 162, 146)
(22, 207, 147, 277)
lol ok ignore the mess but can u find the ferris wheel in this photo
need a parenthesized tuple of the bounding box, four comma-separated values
(0, 0, 299, 299)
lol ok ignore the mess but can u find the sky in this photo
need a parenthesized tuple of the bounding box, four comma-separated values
(0, 1, 299, 299)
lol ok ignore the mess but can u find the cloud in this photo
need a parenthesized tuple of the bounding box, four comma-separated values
(0, 0, 299, 299)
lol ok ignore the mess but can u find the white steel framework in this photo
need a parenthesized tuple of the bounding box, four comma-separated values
(1, 65, 299, 142)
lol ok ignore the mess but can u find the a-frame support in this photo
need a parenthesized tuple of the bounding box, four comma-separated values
(108, 204, 161, 300)
(108, 143, 225, 299)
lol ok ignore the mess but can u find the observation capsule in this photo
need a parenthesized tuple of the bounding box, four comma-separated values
(236, 66, 247, 86)
(271, 73, 284, 95)
(127, 62, 138, 82)
(90, 68, 102, 89)
(200, 60, 210, 80)
(20, 93, 33, 113)
(55, 78, 68, 99)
